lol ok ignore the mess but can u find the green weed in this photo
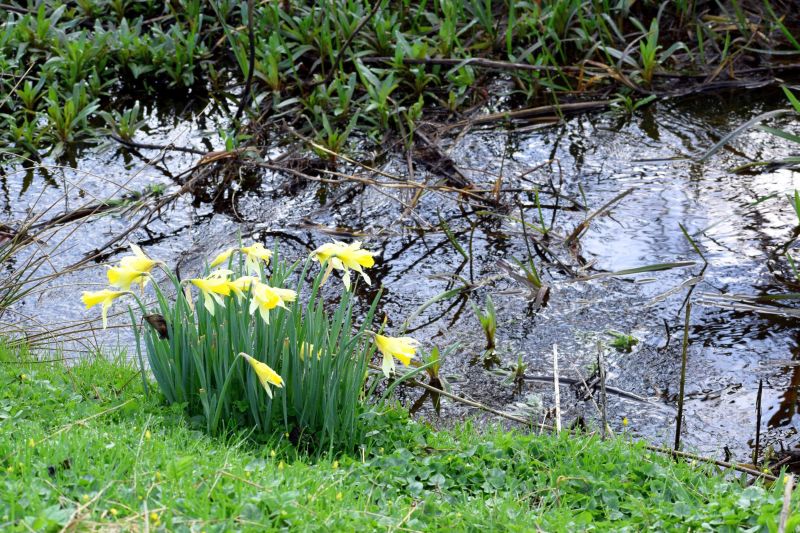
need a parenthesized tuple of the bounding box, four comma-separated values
(607, 330, 639, 352)
(1, 1, 796, 158)
(471, 294, 497, 351)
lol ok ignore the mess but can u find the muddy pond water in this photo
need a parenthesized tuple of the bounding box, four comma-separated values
(4, 88, 800, 465)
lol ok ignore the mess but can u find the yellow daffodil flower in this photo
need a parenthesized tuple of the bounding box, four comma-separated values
(299, 341, 322, 362)
(107, 265, 148, 291)
(209, 247, 235, 268)
(374, 334, 419, 377)
(240, 243, 272, 275)
(119, 243, 159, 274)
(107, 243, 160, 290)
(311, 240, 376, 290)
(228, 275, 259, 299)
(248, 281, 296, 323)
(82, 289, 128, 328)
(284, 338, 323, 362)
(189, 270, 232, 315)
(240, 352, 284, 398)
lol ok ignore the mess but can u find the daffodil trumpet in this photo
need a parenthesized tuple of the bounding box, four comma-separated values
(186, 270, 233, 315)
(239, 352, 284, 398)
(82, 289, 131, 329)
(240, 242, 273, 275)
(369, 331, 420, 377)
(311, 240, 376, 290)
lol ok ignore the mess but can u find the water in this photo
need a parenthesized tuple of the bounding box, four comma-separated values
(3, 88, 800, 465)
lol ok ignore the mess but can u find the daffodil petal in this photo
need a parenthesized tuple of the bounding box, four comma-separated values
(209, 247, 234, 268)
(382, 352, 394, 377)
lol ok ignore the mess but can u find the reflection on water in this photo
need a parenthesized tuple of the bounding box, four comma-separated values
(3, 88, 800, 464)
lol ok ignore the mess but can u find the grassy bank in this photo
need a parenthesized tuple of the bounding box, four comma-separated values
(1, 346, 796, 532)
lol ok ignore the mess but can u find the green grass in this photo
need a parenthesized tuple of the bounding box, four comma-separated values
(1, 346, 797, 531)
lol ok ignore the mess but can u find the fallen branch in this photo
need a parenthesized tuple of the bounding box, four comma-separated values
(460, 100, 613, 127)
(110, 134, 206, 155)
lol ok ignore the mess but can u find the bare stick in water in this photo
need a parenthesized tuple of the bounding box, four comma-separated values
(553, 344, 562, 434)
(675, 301, 692, 451)
(599, 343, 609, 440)
(754, 378, 763, 466)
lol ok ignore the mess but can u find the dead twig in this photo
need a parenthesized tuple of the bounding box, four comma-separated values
(109, 134, 206, 155)
(460, 100, 613, 128)
(778, 474, 795, 533)
(553, 344, 562, 433)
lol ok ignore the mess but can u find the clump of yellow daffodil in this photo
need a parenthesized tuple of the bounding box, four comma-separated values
(80, 238, 421, 450)
(82, 289, 129, 328)
(240, 352, 284, 398)
(374, 334, 419, 377)
(311, 240, 376, 290)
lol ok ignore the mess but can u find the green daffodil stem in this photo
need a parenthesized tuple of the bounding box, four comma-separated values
(210, 354, 246, 433)
(125, 292, 153, 398)
(128, 307, 149, 398)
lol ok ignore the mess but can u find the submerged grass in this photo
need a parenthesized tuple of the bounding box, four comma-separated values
(1, 345, 798, 531)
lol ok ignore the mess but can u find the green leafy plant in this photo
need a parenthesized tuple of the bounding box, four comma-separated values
(638, 19, 660, 86)
(15, 79, 46, 114)
(471, 294, 497, 351)
(608, 330, 639, 352)
(612, 92, 658, 116)
(355, 61, 399, 133)
(100, 101, 147, 141)
(311, 113, 360, 159)
(505, 354, 528, 394)
(44, 82, 100, 155)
